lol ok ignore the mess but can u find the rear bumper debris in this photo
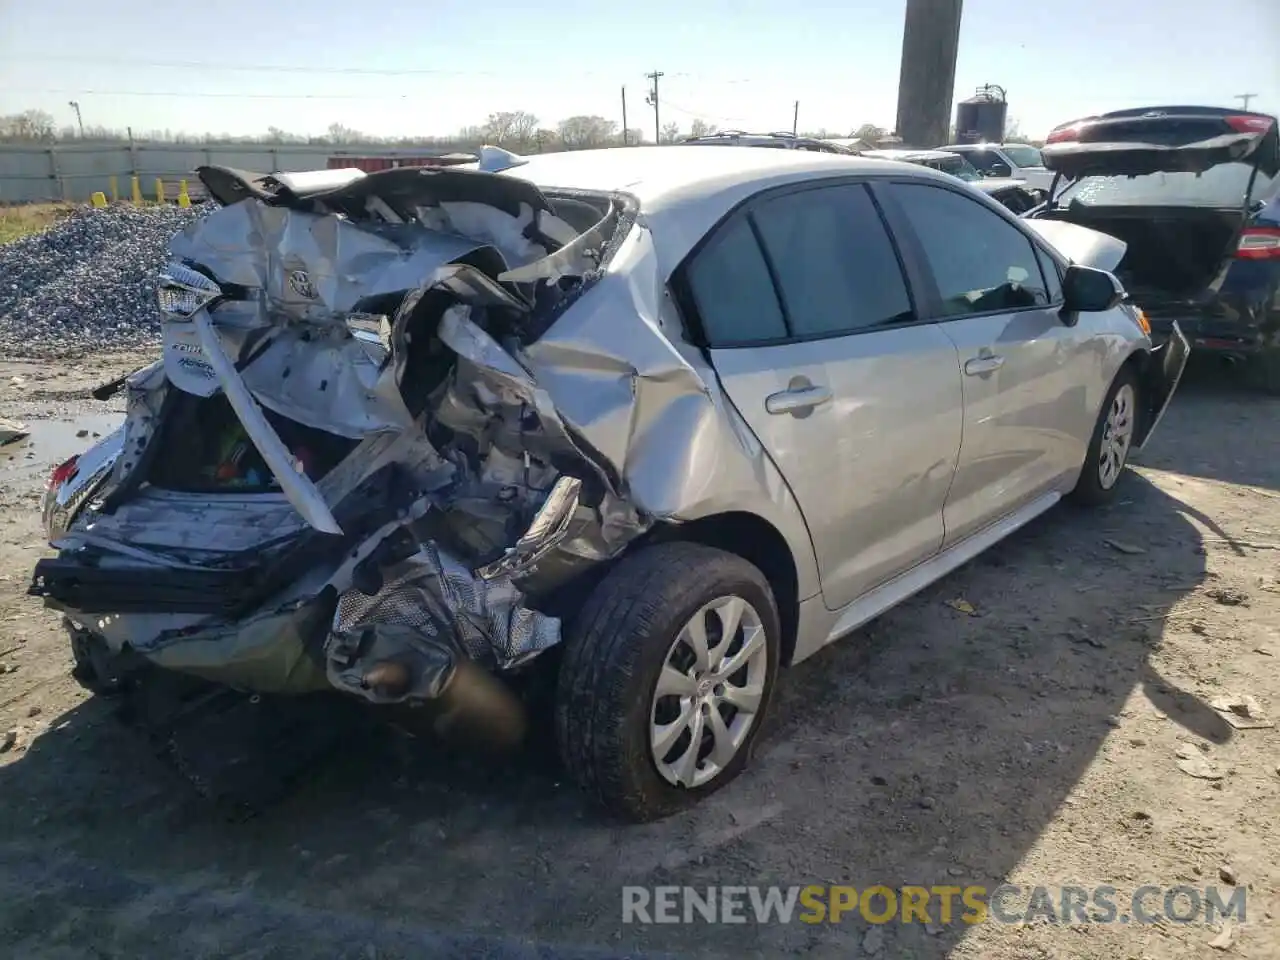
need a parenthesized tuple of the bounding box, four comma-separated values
(1135, 321, 1191, 449)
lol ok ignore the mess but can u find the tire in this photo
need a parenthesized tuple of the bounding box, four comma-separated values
(1070, 364, 1141, 507)
(554, 541, 781, 822)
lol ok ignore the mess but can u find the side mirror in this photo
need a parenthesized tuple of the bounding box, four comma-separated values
(1061, 264, 1125, 319)
(988, 161, 1012, 178)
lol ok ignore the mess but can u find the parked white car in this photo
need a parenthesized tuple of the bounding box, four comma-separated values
(939, 143, 1055, 192)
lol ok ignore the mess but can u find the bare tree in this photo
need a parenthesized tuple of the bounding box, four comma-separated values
(1003, 118, 1034, 144)
(557, 115, 617, 150)
(482, 111, 539, 146)
(659, 121, 681, 143)
(0, 109, 56, 141)
(532, 128, 557, 152)
(852, 123, 888, 143)
(688, 119, 718, 138)
(326, 122, 362, 144)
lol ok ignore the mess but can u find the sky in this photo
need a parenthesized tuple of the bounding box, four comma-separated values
(1, 0, 1277, 141)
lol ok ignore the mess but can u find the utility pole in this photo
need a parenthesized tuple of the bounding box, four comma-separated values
(621, 86, 629, 145)
(68, 100, 83, 137)
(895, 0, 964, 148)
(792, 101, 799, 136)
(1235, 93, 1257, 111)
(645, 70, 664, 144)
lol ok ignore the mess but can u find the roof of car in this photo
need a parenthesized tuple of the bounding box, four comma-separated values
(863, 149, 957, 162)
(490, 145, 952, 277)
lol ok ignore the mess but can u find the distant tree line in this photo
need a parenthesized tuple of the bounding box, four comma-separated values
(0, 108, 1040, 149)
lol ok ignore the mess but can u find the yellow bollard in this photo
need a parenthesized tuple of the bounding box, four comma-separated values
(177, 180, 191, 208)
(90, 192, 107, 208)
(131, 176, 142, 205)
(155, 179, 166, 203)
(108, 176, 119, 202)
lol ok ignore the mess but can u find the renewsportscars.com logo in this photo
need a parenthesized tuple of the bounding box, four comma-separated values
(622, 884, 1247, 926)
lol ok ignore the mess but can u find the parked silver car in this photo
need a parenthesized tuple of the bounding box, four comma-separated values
(31, 145, 1189, 821)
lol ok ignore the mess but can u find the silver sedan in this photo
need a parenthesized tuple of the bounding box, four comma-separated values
(32, 146, 1189, 821)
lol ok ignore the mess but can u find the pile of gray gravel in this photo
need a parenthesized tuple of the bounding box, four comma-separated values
(0, 204, 207, 359)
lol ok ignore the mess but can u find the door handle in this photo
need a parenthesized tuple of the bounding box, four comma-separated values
(765, 385, 833, 415)
(964, 355, 1005, 376)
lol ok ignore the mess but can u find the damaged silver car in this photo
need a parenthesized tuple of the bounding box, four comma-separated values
(31, 145, 1189, 822)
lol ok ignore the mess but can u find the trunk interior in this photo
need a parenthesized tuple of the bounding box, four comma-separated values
(1039, 206, 1242, 297)
(147, 391, 359, 493)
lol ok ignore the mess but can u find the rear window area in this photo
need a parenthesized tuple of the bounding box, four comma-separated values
(1002, 145, 1044, 168)
(1055, 162, 1275, 208)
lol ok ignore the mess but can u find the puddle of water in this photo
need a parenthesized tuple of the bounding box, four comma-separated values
(1, 413, 124, 482)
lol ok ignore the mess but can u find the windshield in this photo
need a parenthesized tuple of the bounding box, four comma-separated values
(919, 154, 981, 181)
(1002, 145, 1044, 168)
(1053, 162, 1272, 209)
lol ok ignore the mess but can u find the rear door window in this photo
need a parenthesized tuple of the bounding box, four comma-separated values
(749, 183, 913, 337)
(685, 215, 788, 346)
(886, 182, 1051, 317)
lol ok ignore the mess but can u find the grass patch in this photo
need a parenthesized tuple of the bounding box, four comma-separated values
(0, 203, 75, 245)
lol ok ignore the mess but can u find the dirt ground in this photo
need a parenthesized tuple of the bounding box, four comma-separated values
(0, 353, 1277, 960)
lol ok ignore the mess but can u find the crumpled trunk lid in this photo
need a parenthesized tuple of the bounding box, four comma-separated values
(32, 162, 647, 707)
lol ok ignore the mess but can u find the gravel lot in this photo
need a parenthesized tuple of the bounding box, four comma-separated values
(0, 208, 1277, 959)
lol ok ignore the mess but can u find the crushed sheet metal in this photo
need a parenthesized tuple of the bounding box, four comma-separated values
(233, 326, 415, 439)
(41, 426, 124, 540)
(477, 475, 582, 581)
(432, 306, 649, 556)
(517, 225, 758, 520)
(328, 539, 561, 704)
(146, 598, 334, 695)
(167, 198, 491, 325)
(192, 309, 343, 535)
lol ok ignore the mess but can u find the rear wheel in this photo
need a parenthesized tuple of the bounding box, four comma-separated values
(555, 542, 780, 822)
(1070, 366, 1140, 506)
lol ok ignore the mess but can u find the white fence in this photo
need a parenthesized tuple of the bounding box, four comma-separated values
(0, 141, 472, 204)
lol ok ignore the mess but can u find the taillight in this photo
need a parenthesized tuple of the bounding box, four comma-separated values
(49, 455, 79, 490)
(1236, 227, 1280, 260)
(1045, 117, 1097, 144)
(1131, 307, 1151, 336)
(1225, 115, 1275, 134)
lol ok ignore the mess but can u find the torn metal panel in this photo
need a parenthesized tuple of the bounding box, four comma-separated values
(193, 310, 343, 535)
(517, 224, 772, 521)
(145, 597, 335, 695)
(37, 168, 663, 707)
(476, 476, 582, 581)
(168, 199, 493, 325)
(328, 539, 561, 702)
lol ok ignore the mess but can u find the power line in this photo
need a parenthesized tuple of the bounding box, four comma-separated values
(6, 54, 758, 84)
(5, 87, 432, 101)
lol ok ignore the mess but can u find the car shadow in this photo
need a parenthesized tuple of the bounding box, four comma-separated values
(0, 389, 1237, 960)
(1140, 355, 1280, 493)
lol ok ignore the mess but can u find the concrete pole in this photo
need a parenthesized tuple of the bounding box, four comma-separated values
(894, 0, 964, 149)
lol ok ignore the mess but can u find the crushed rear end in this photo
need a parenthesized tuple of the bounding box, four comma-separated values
(29, 161, 665, 747)
(1035, 107, 1280, 358)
